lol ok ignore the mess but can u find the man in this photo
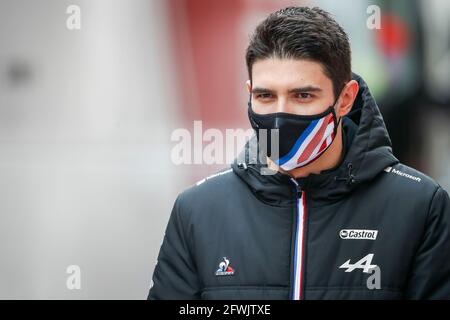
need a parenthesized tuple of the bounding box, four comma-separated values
(148, 7, 450, 299)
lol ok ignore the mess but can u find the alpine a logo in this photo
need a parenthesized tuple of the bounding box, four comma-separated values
(339, 229, 378, 240)
(215, 257, 235, 276)
(339, 254, 377, 273)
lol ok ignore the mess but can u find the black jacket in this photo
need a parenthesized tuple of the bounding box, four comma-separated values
(148, 74, 450, 300)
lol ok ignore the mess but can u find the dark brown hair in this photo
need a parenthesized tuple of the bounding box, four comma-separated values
(246, 6, 352, 99)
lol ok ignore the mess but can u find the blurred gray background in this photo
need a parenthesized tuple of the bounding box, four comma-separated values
(0, 0, 185, 299)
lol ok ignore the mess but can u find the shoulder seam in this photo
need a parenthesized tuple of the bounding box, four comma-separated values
(195, 168, 233, 186)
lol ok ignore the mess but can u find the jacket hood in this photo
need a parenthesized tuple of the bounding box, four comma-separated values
(231, 73, 399, 206)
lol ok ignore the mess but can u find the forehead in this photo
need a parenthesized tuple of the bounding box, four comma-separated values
(251, 58, 333, 92)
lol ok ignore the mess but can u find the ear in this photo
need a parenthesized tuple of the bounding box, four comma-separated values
(337, 80, 359, 118)
(246, 80, 252, 94)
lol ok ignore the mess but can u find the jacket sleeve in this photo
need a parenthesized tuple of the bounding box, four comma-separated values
(147, 195, 201, 299)
(404, 186, 450, 299)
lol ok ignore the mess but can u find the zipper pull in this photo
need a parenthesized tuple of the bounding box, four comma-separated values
(290, 178, 302, 198)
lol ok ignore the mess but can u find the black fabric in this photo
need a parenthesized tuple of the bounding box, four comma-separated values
(148, 73, 450, 300)
(247, 101, 339, 168)
(320, 115, 358, 175)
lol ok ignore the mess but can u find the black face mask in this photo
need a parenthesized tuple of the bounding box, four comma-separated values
(247, 95, 341, 171)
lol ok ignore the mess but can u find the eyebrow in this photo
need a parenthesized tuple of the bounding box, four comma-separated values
(251, 86, 323, 94)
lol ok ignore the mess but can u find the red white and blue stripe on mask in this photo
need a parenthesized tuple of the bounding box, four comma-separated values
(276, 113, 335, 171)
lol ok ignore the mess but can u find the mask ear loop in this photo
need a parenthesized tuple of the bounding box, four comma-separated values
(331, 91, 343, 137)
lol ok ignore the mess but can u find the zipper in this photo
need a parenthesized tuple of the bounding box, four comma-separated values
(290, 178, 307, 300)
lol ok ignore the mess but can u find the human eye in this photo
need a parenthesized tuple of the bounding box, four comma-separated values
(295, 92, 314, 100)
(255, 93, 273, 100)
(254, 92, 275, 103)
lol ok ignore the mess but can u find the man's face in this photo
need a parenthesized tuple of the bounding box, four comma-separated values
(247, 58, 337, 116)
